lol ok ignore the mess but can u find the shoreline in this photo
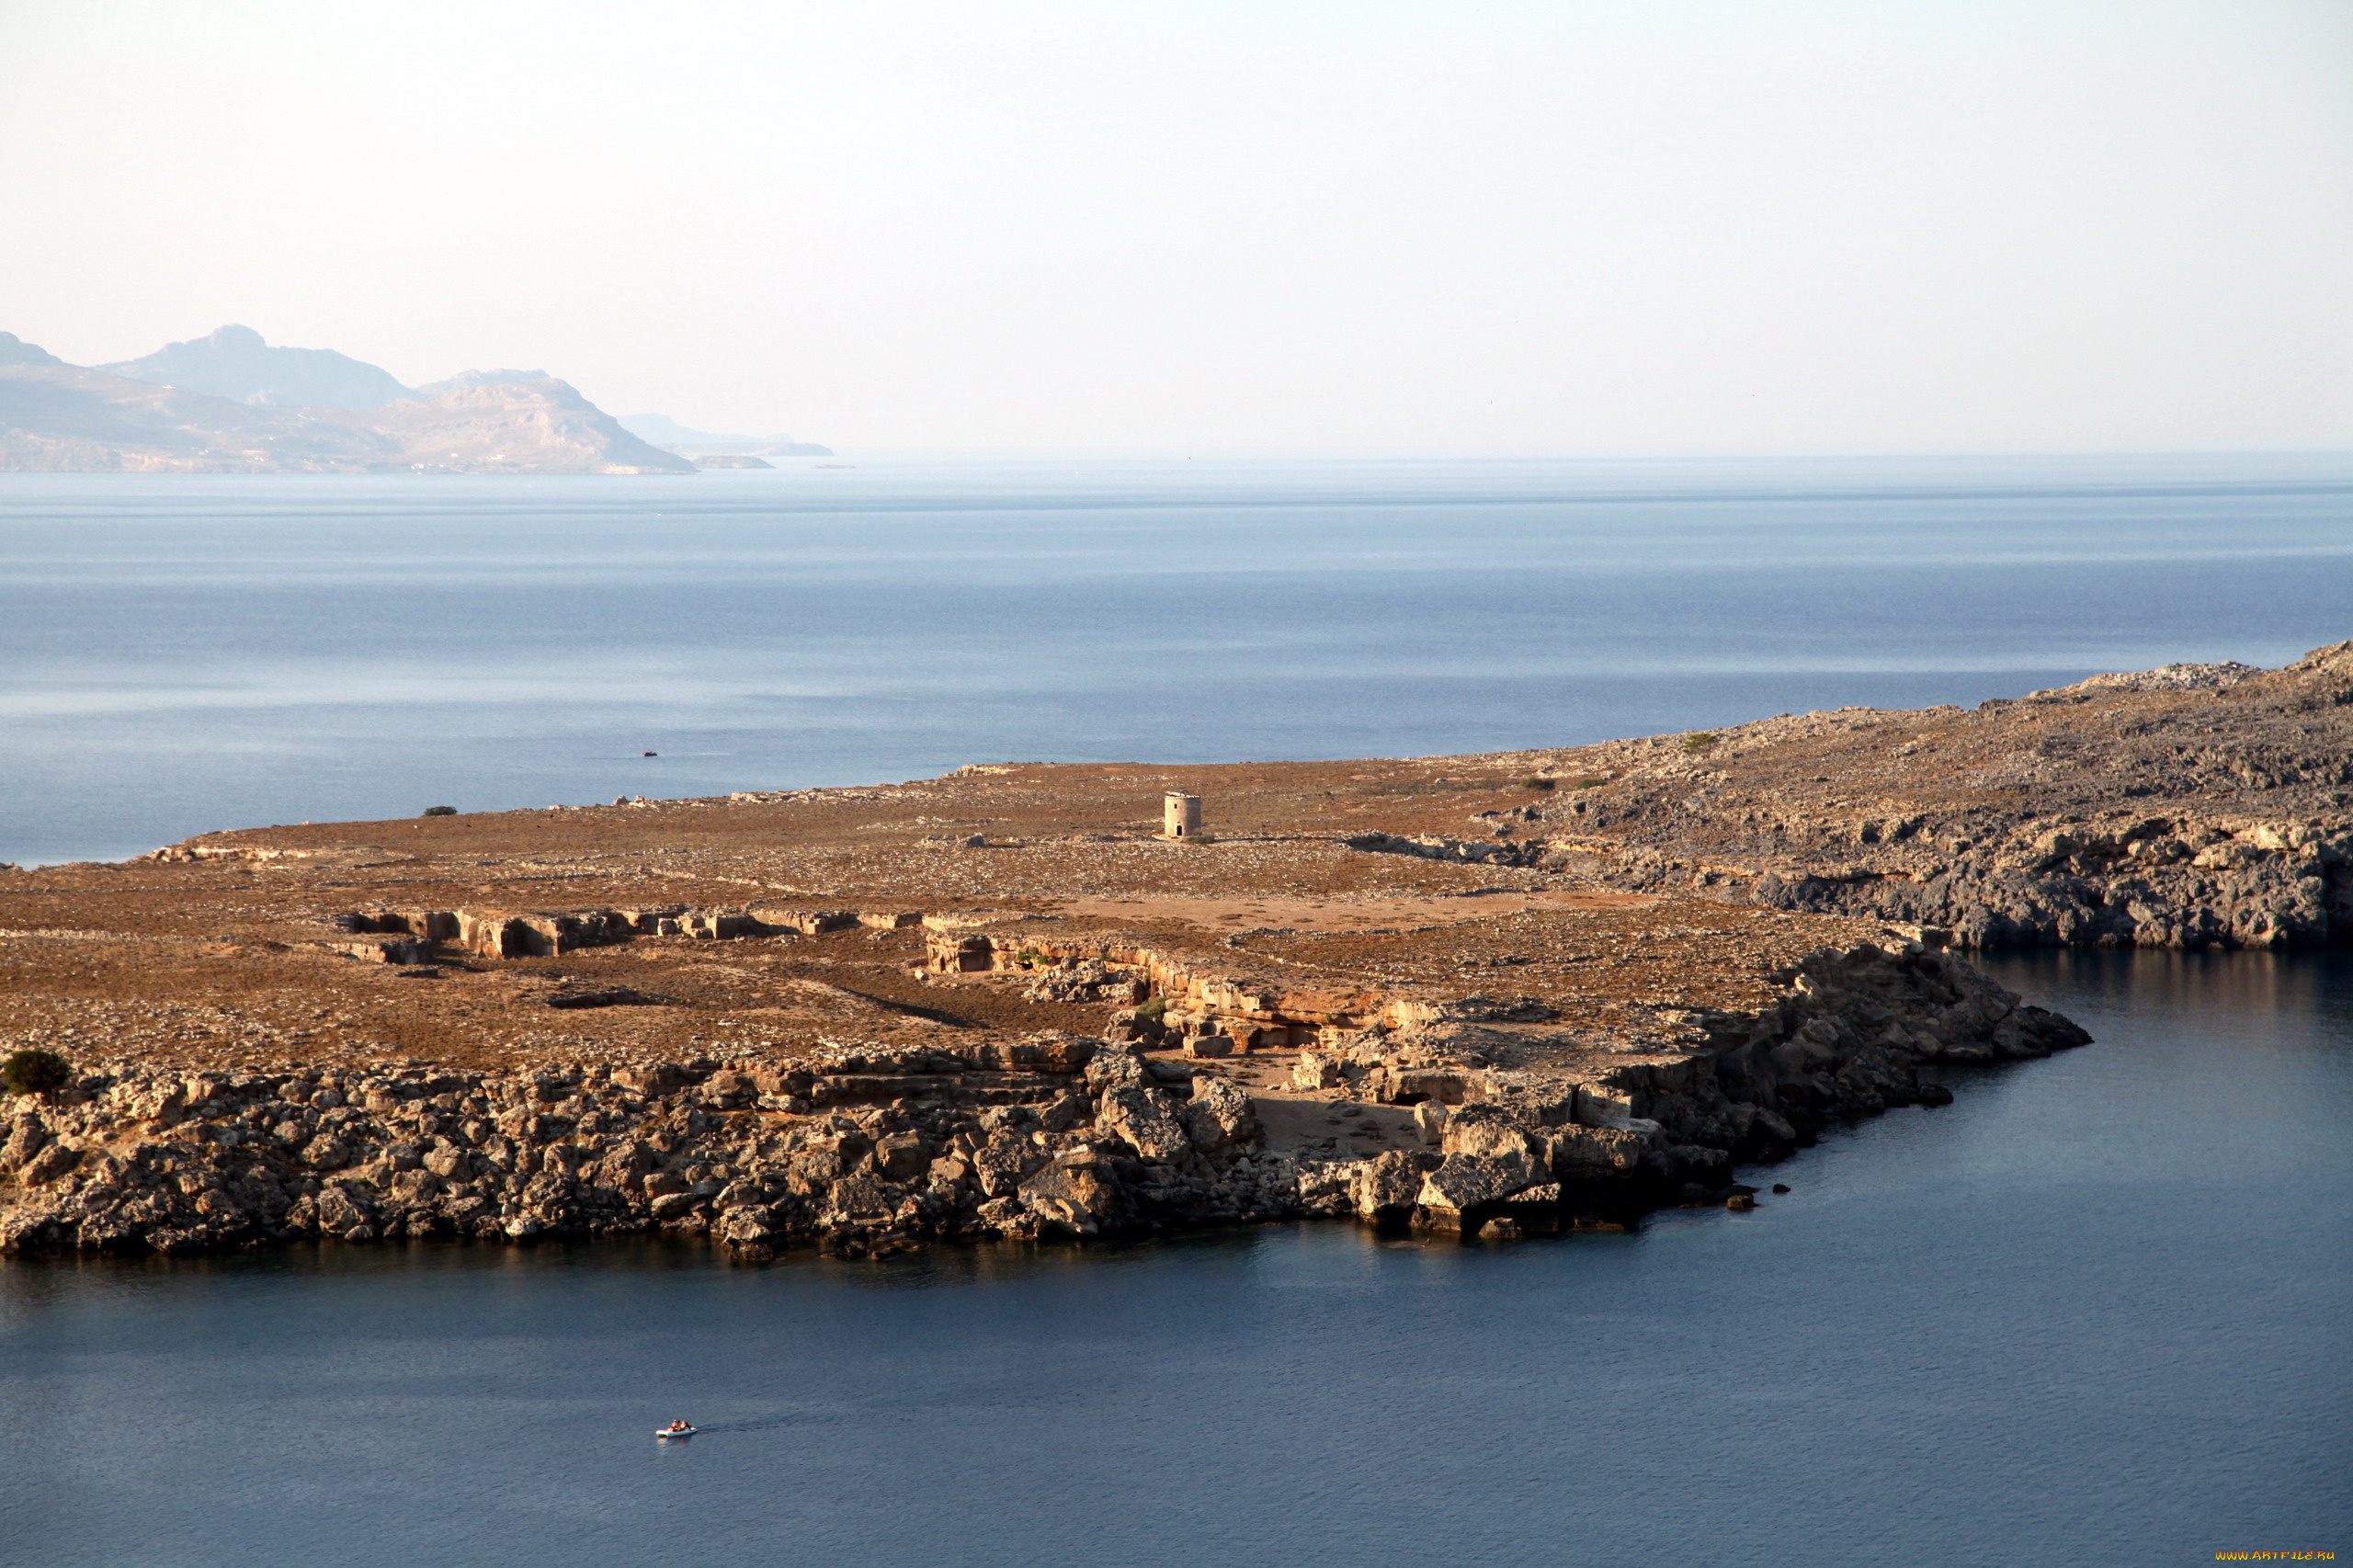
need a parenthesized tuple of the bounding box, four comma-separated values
(2, 928, 2085, 1260)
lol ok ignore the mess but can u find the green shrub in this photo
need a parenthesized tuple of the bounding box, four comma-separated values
(1519, 775, 1556, 790)
(3, 1049, 71, 1097)
(421, 805, 458, 817)
(1135, 997, 1168, 1023)
(1680, 732, 1720, 755)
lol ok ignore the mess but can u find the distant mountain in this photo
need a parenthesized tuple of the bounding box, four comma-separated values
(618, 412, 733, 446)
(0, 334, 691, 474)
(417, 368, 550, 393)
(619, 412, 832, 457)
(99, 324, 415, 409)
(0, 332, 63, 367)
(0, 360, 401, 472)
(367, 377, 689, 474)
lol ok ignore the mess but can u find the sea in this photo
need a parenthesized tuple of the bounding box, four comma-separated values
(1, 454, 2349, 1564)
(3, 453, 2350, 868)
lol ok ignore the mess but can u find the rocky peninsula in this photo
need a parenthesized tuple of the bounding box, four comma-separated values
(9, 642, 2342, 1262)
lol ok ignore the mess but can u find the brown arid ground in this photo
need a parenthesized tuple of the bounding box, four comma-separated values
(11, 636, 2339, 1094)
(1, 756, 1912, 1083)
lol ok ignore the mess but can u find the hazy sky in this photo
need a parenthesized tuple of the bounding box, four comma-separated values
(3, 1, 2348, 454)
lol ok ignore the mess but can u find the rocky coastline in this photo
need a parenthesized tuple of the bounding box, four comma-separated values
(2, 933, 2084, 1260)
(1428, 641, 2353, 951)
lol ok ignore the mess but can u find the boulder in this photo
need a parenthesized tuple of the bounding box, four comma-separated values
(1412, 1100, 1449, 1145)
(301, 1135, 351, 1170)
(18, 1142, 81, 1186)
(1083, 1048, 1147, 1092)
(873, 1132, 932, 1182)
(1415, 1150, 1547, 1219)
(822, 1174, 895, 1225)
(1, 1116, 48, 1171)
(1097, 1085, 1191, 1164)
(1349, 1150, 1433, 1220)
(391, 1169, 442, 1203)
(1291, 1051, 1343, 1090)
(1017, 1163, 1123, 1233)
(714, 1206, 779, 1253)
(1547, 1124, 1649, 1175)
(1439, 1102, 1542, 1163)
(1180, 1076, 1263, 1153)
(314, 1180, 378, 1235)
(966, 1141, 1028, 1198)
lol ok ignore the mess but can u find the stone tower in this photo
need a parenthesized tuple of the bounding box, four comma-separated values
(1164, 791, 1202, 839)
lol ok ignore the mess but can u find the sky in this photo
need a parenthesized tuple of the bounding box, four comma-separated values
(2, 0, 2349, 456)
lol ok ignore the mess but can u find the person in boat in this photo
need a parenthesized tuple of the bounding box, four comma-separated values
(666, 1419, 692, 1433)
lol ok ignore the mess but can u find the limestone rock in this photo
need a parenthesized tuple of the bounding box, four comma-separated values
(314, 1181, 378, 1237)
(873, 1132, 932, 1182)
(1017, 1162, 1122, 1233)
(1179, 1075, 1263, 1153)
(301, 1135, 350, 1170)
(1438, 1102, 1544, 1164)
(1349, 1150, 1434, 1220)
(1083, 1047, 1147, 1092)
(1412, 1100, 1449, 1145)
(1, 1116, 48, 1171)
(0, 918, 2097, 1263)
(1415, 1149, 1547, 1220)
(1291, 1051, 1343, 1090)
(18, 1142, 80, 1186)
(1097, 1085, 1191, 1164)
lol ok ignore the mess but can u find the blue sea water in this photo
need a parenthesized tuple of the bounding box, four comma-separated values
(0, 949, 2347, 1567)
(2, 452, 2349, 866)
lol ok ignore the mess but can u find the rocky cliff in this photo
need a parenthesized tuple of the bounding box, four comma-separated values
(0, 932, 2080, 1259)
(1398, 642, 2353, 951)
(361, 378, 690, 474)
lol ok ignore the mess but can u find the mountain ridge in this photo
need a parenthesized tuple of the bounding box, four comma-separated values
(98, 324, 415, 409)
(0, 330, 696, 474)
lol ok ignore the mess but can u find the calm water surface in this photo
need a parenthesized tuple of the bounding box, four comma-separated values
(3, 951, 2347, 1567)
(4, 452, 2349, 864)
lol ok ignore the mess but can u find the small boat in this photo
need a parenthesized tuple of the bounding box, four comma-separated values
(655, 1424, 697, 1439)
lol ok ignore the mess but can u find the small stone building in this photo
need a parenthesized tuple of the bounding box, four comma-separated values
(1164, 791, 1202, 839)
